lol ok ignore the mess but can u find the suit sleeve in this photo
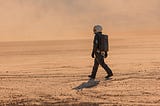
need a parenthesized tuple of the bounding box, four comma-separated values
(92, 35, 99, 53)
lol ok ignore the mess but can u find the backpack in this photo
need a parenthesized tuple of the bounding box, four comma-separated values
(99, 34, 109, 52)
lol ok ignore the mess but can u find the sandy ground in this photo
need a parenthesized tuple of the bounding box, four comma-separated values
(0, 35, 160, 106)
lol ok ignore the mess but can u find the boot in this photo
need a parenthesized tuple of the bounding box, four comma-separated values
(105, 73, 113, 79)
(88, 75, 95, 79)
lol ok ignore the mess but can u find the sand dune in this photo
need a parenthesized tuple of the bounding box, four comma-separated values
(0, 35, 160, 105)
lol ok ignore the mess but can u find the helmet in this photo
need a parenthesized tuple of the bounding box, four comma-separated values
(93, 25, 103, 33)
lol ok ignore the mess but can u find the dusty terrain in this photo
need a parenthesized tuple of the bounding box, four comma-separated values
(0, 35, 160, 106)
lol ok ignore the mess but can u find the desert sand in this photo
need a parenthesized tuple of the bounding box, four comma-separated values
(0, 35, 160, 106)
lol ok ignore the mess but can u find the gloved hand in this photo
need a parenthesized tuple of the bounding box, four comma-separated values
(101, 51, 105, 57)
(105, 51, 108, 58)
(91, 52, 94, 58)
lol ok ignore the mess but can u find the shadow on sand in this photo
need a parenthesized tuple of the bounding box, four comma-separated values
(73, 79, 100, 90)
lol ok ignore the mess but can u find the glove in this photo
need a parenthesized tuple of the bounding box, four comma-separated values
(101, 51, 105, 57)
(105, 51, 108, 58)
(91, 51, 94, 58)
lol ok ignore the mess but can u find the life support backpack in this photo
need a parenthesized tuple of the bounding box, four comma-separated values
(99, 34, 109, 52)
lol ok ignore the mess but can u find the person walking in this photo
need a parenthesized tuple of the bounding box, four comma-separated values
(88, 25, 113, 79)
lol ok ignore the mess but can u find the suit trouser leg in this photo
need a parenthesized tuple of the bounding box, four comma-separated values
(91, 58, 99, 78)
(96, 53, 113, 75)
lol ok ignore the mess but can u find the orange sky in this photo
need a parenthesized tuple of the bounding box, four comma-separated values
(0, 0, 160, 41)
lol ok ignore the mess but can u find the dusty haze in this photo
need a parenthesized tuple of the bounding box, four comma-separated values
(0, 1, 160, 105)
(0, 0, 160, 41)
